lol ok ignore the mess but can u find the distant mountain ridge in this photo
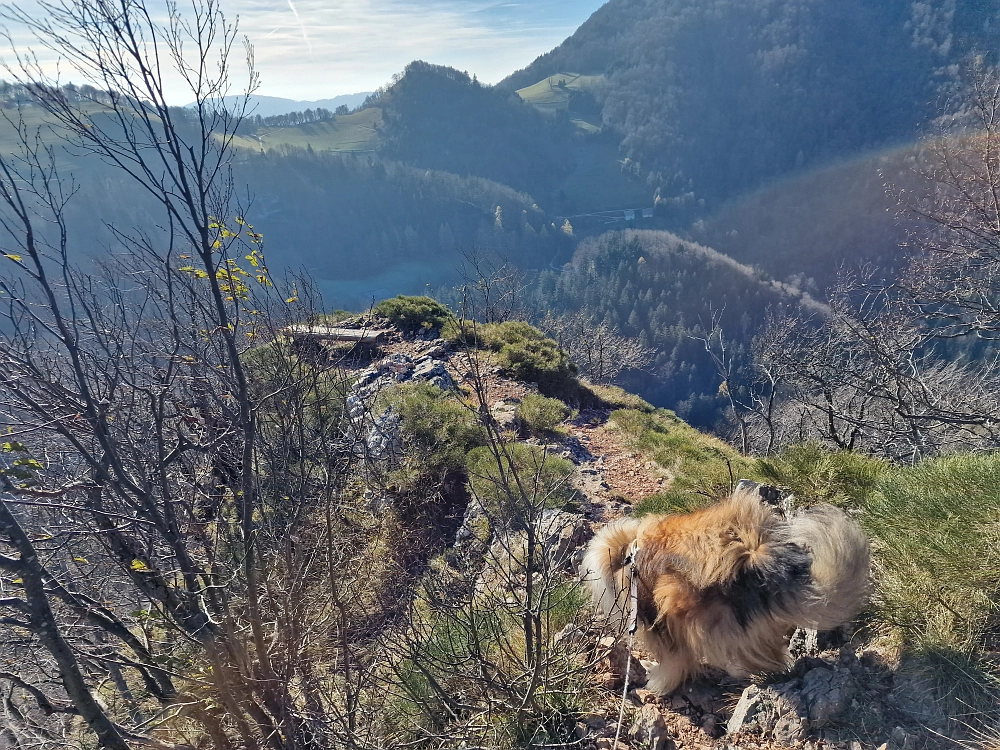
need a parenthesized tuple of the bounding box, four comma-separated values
(187, 92, 372, 117)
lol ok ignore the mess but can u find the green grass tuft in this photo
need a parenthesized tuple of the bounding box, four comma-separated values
(384, 382, 484, 486)
(611, 408, 755, 515)
(863, 452, 1000, 657)
(579, 382, 655, 413)
(517, 394, 570, 435)
(757, 443, 889, 508)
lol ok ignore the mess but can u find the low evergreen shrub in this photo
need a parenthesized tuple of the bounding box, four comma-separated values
(517, 394, 570, 434)
(374, 295, 453, 333)
(386, 383, 484, 484)
(487, 322, 577, 397)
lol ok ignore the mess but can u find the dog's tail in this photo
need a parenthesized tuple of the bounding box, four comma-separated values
(580, 515, 642, 621)
(787, 505, 871, 630)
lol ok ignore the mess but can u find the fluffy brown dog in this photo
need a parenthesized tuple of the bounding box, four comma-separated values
(582, 486, 870, 694)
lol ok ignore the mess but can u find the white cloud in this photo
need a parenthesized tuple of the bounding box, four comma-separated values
(216, 0, 603, 98)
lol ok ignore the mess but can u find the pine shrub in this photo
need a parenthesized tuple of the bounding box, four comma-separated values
(374, 295, 453, 333)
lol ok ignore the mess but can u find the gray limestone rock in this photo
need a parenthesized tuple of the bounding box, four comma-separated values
(536, 509, 592, 571)
(727, 662, 859, 742)
(800, 665, 857, 726)
(629, 704, 673, 750)
(490, 399, 520, 432)
(411, 358, 453, 389)
(726, 682, 809, 744)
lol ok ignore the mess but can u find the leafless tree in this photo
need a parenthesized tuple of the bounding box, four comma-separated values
(457, 250, 528, 324)
(690, 312, 783, 456)
(541, 309, 655, 385)
(755, 278, 1000, 461)
(0, 2, 407, 748)
(746, 62, 1000, 461)
(897, 59, 1000, 341)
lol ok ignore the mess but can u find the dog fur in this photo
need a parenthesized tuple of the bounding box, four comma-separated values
(581, 487, 870, 694)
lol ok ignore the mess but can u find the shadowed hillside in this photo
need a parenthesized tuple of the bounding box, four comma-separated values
(692, 145, 930, 291)
(374, 61, 577, 196)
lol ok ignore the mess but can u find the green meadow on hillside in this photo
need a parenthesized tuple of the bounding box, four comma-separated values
(515, 72, 604, 133)
(233, 107, 383, 153)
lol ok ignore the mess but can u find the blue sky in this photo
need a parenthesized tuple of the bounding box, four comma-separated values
(1, 0, 605, 102)
(231, 0, 605, 99)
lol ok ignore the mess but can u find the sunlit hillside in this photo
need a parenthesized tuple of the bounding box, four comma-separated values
(232, 107, 383, 153)
(515, 72, 604, 133)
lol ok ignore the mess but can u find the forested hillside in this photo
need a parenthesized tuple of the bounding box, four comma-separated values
(3, 0, 996, 413)
(533, 230, 820, 425)
(374, 61, 578, 196)
(693, 145, 926, 291)
(505, 0, 1000, 207)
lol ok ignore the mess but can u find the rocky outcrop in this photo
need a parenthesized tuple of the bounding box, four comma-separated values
(726, 659, 858, 743)
(727, 682, 810, 745)
(473, 508, 593, 596)
(345, 341, 454, 464)
(490, 399, 520, 432)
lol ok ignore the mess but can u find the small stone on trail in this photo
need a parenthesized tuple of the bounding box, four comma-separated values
(629, 703, 674, 750)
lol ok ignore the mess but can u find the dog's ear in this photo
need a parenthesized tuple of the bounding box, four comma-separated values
(735, 479, 786, 509)
(759, 484, 783, 505)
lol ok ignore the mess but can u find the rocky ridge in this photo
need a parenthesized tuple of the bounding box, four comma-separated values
(333, 323, 953, 750)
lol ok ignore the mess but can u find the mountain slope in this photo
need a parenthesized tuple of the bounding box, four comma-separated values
(692, 144, 925, 292)
(505, 0, 1000, 207)
(533, 229, 820, 423)
(374, 61, 577, 196)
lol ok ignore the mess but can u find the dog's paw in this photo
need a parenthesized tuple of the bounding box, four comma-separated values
(645, 662, 684, 695)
